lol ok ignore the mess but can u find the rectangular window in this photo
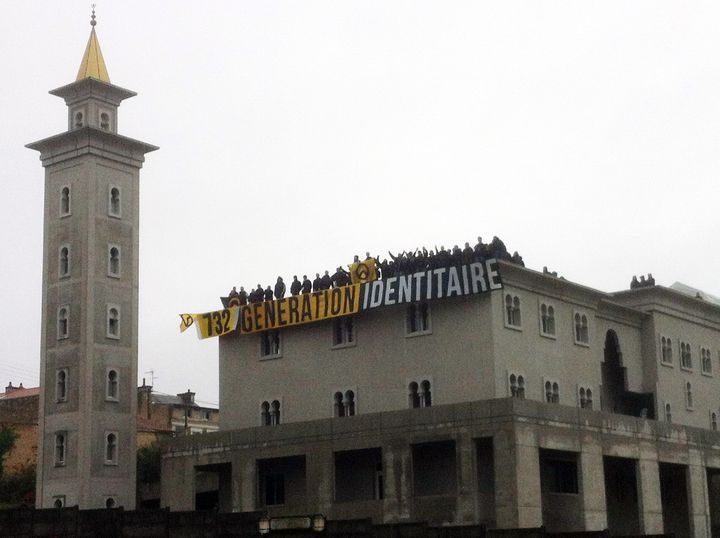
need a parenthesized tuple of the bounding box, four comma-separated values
(406, 303, 431, 335)
(260, 330, 281, 358)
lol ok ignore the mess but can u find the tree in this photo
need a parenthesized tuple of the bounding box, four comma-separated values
(0, 425, 19, 479)
(137, 443, 161, 483)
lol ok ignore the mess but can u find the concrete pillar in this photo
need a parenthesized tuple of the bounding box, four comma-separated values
(579, 447, 607, 531)
(382, 439, 411, 522)
(493, 426, 542, 528)
(237, 455, 256, 512)
(637, 456, 664, 534)
(160, 456, 195, 511)
(687, 449, 710, 538)
(305, 445, 334, 515)
(456, 433, 479, 524)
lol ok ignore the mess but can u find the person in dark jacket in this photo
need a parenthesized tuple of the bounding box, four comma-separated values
(312, 273, 322, 292)
(320, 270, 332, 290)
(290, 275, 302, 296)
(301, 275, 312, 294)
(238, 286, 248, 305)
(264, 286, 274, 302)
(274, 277, 286, 299)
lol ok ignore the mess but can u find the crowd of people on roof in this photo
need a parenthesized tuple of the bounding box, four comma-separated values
(227, 236, 525, 305)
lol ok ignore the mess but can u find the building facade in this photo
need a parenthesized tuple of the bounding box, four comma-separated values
(162, 260, 720, 537)
(27, 18, 157, 509)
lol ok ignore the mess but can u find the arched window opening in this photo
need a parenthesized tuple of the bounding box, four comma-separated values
(680, 342, 692, 370)
(105, 497, 116, 509)
(109, 246, 120, 276)
(552, 382, 559, 403)
(60, 187, 71, 216)
(545, 381, 553, 403)
(665, 403, 672, 423)
(409, 382, 420, 408)
(712, 413, 718, 431)
(100, 112, 110, 131)
(334, 391, 345, 417)
(585, 388, 593, 410)
(74, 111, 84, 128)
(107, 370, 119, 401)
(505, 295, 521, 327)
(56, 370, 67, 402)
(420, 380, 432, 407)
(406, 303, 431, 334)
(107, 307, 120, 338)
(261, 401, 270, 425)
(105, 433, 118, 464)
(109, 187, 121, 217)
(344, 390, 355, 416)
(57, 307, 69, 339)
(686, 382, 693, 408)
(59, 246, 70, 277)
(701, 347, 712, 375)
(270, 400, 281, 425)
(55, 433, 66, 465)
(509, 374, 518, 397)
(517, 376, 525, 399)
(661, 337, 673, 364)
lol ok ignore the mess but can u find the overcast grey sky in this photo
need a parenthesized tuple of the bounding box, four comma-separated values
(1, 1, 718, 405)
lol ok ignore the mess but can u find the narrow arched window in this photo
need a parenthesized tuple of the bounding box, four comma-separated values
(409, 382, 420, 408)
(261, 401, 270, 425)
(505, 295, 514, 325)
(105, 497, 116, 509)
(686, 382, 693, 409)
(60, 187, 71, 216)
(109, 187, 121, 217)
(105, 433, 118, 464)
(552, 382, 559, 403)
(100, 112, 110, 131)
(712, 412, 718, 431)
(517, 376, 525, 399)
(57, 307, 69, 339)
(59, 246, 70, 277)
(420, 380, 432, 407)
(334, 391, 344, 417)
(270, 400, 281, 425)
(74, 111, 84, 128)
(545, 381, 553, 403)
(344, 390, 356, 416)
(106, 369, 119, 401)
(579, 388, 586, 407)
(546, 306, 555, 335)
(509, 374, 517, 397)
(56, 369, 67, 402)
(108, 246, 121, 277)
(107, 307, 120, 338)
(55, 433, 66, 466)
(665, 403, 672, 423)
(585, 388, 593, 410)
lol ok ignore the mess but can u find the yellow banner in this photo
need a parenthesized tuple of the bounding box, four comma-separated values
(350, 259, 377, 284)
(237, 285, 361, 335)
(179, 307, 240, 339)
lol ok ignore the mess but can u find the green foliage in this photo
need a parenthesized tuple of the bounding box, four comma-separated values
(0, 464, 35, 506)
(0, 425, 19, 478)
(137, 443, 161, 483)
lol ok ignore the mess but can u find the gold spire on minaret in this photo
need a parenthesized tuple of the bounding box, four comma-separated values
(76, 5, 110, 83)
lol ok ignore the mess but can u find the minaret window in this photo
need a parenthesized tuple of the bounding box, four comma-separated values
(54, 433, 66, 466)
(59, 245, 70, 278)
(100, 112, 110, 131)
(74, 111, 84, 128)
(108, 245, 121, 277)
(52, 496, 65, 509)
(105, 497, 116, 509)
(109, 187, 121, 217)
(60, 186, 71, 216)
(57, 306, 69, 340)
(107, 306, 120, 339)
(106, 369, 119, 401)
(56, 369, 68, 402)
(334, 390, 356, 417)
(105, 432, 118, 464)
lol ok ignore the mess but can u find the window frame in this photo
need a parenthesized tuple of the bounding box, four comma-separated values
(104, 431, 119, 465)
(538, 300, 556, 339)
(659, 334, 674, 367)
(106, 304, 121, 340)
(98, 108, 112, 131)
(259, 330, 282, 359)
(664, 402, 672, 423)
(58, 244, 71, 278)
(331, 316, 357, 349)
(700, 346, 713, 377)
(332, 387, 358, 417)
(503, 294, 522, 331)
(57, 305, 70, 340)
(107, 244, 121, 278)
(577, 384, 594, 410)
(685, 381, 694, 410)
(507, 371, 526, 399)
(104, 496, 117, 509)
(54, 432, 67, 467)
(711, 410, 718, 431)
(108, 185, 122, 218)
(55, 368, 68, 403)
(59, 185, 71, 217)
(52, 495, 66, 508)
(679, 340, 693, 372)
(105, 368, 119, 402)
(572, 310, 590, 347)
(259, 397, 283, 426)
(407, 377, 433, 408)
(405, 302, 432, 337)
(543, 377, 560, 404)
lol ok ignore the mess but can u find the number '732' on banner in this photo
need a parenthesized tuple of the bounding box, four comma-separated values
(179, 307, 240, 339)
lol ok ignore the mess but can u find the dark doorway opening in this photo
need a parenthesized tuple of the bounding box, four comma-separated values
(194, 463, 231, 512)
(412, 440, 457, 496)
(601, 330, 655, 418)
(603, 456, 640, 535)
(707, 468, 720, 537)
(257, 455, 307, 509)
(659, 462, 690, 538)
(334, 447, 383, 502)
(476, 437, 495, 527)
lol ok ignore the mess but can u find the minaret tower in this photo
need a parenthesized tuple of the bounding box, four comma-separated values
(27, 10, 157, 509)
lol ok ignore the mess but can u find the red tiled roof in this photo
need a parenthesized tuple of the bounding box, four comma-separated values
(0, 387, 40, 400)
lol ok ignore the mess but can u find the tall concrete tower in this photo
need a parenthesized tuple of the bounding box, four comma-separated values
(27, 12, 157, 509)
